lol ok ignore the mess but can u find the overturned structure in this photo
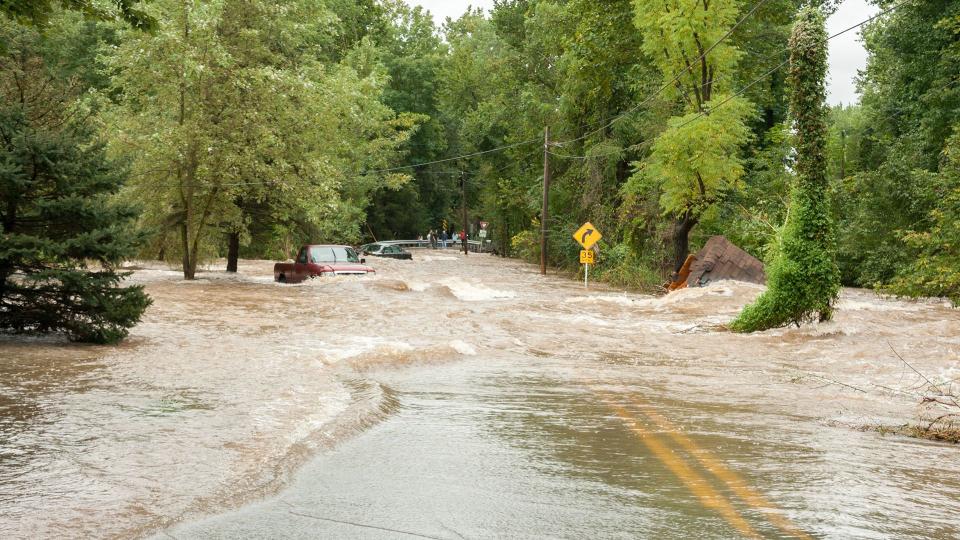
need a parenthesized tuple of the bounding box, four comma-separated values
(668, 236, 766, 291)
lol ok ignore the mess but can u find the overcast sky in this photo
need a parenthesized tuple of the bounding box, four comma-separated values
(405, 0, 877, 106)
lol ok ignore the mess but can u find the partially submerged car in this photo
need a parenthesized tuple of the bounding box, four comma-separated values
(274, 245, 375, 283)
(361, 242, 413, 260)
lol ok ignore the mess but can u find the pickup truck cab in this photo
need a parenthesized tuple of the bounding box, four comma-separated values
(274, 245, 375, 283)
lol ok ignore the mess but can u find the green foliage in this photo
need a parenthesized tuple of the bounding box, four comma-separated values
(103, 0, 415, 276)
(886, 130, 960, 304)
(626, 96, 753, 217)
(0, 19, 150, 343)
(699, 123, 792, 261)
(833, 147, 938, 286)
(394, 0, 807, 281)
(1, 0, 154, 29)
(825, 1, 960, 294)
(632, 0, 742, 107)
(510, 229, 539, 262)
(590, 243, 663, 292)
(733, 7, 839, 332)
(630, 0, 755, 271)
(367, 1, 450, 239)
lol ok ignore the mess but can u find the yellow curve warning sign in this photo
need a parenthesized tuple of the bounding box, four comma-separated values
(573, 222, 602, 250)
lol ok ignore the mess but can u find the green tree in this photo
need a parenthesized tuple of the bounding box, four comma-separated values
(104, 0, 415, 277)
(1, 0, 154, 28)
(366, 1, 449, 239)
(628, 0, 755, 271)
(887, 130, 960, 304)
(0, 19, 150, 343)
(825, 1, 960, 288)
(733, 7, 840, 332)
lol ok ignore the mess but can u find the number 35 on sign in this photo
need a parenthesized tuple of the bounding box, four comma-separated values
(579, 250, 595, 264)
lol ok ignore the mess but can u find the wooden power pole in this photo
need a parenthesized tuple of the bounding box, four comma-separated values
(540, 126, 551, 275)
(840, 129, 847, 180)
(461, 171, 469, 256)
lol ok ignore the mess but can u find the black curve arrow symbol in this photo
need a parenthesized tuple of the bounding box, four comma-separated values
(580, 229, 594, 244)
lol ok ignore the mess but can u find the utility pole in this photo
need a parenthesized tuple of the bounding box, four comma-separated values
(461, 171, 469, 256)
(839, 129, 847, 180)
(540, 126, 550, 275)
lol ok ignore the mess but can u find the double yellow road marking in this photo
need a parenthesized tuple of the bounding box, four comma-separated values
(602, 394, 812, 539)
(608, 403, 762, 538)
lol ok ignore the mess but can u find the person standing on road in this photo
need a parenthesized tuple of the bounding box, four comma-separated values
(441, 230, 448, 249)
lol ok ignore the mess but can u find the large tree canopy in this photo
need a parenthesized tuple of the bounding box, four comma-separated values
(104, 0, 416, 278)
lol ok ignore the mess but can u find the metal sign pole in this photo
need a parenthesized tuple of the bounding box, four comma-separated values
(585, 263, 588, 289)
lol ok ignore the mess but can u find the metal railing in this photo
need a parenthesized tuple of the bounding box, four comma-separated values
(373, 239, 490, 253)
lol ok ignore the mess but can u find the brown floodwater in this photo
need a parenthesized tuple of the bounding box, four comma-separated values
(1, 253, 958, 539)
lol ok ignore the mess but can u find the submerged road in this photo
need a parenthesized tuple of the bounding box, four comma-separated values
(2, 252, 958, 538)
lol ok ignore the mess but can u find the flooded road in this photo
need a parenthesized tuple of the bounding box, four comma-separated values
(1, 252, 958, 538)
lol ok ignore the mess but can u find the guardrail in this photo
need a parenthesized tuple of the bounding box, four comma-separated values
(374, 239, 490, 253)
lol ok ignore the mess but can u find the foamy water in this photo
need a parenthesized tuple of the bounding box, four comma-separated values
(434, 277, 516, 301)
(2, 253, 959, 539)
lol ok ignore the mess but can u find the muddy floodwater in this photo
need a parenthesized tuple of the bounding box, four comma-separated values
(1, 253, 958, 538)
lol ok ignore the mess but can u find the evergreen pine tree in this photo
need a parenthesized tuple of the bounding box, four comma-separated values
(731, 7, 840, 332)
(0, 20, 150, 344)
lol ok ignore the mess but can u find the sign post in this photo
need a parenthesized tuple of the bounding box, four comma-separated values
(573, 222, 602, 289)
(579, 249, 595, 288)
(478, 222, 488, 253)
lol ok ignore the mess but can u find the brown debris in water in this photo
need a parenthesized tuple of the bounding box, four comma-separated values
(667, 236, 766, 291)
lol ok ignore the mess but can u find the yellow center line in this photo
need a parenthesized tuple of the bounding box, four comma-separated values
(605, 401, 762, 539)
(634, 402, 813, 540)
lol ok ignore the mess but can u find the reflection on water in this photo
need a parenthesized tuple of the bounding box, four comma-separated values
(1, 254, 959, 538)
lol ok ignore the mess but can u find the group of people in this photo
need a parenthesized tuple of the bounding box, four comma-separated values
(419, 229, 466, 249)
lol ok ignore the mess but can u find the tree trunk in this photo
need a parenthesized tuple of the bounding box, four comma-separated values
(178, 3, 193, 281)
(180, 222, 195, 280)
(672, 211, 698, 272)
(0, 197, 17, 304)
(226, 231, 240, 273)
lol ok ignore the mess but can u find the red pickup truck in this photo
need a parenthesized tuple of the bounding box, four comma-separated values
(274, 245, 375, 283)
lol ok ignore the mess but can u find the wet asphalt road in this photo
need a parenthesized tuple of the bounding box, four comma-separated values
(160, 349, 959, 539)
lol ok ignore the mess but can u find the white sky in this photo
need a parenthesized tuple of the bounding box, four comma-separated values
(405, 0, 877, 106)
(825, 0, 878, 106)
(406, 0, 495, 26)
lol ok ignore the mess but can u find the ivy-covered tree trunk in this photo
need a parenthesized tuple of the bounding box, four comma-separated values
(732, 7, 840, 332)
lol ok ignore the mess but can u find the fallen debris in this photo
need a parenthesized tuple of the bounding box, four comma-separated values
(668, 236, 766, 291)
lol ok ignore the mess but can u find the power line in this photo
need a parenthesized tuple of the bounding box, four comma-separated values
(147, 149, 540, 191)
(136, 1, 910, 189)
(351, 0, 774, 177)
(358, 138, 540, 176)
(553, 0, 774, 148)
(547, 1, 912, 162)
(552, 0, 908, 150)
